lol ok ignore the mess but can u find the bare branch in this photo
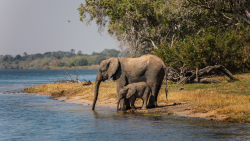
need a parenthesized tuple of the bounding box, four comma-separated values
(236, 13, 250, 25)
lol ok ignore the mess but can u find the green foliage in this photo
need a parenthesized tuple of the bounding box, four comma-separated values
(2, 55, 13, 62)
(14, 55, 22, 61)
(88, 55, 106, 66)
(77, 50, 82, 56)
(68, 58, 89, 68)
(78, 0, 250, 72)
(0, 48, 121, 69)
(225, 116, 250, 123)
(154, 24, 250, 71)
(68, 62, 75, 68)
(101, 49, 120, 57)
(58, 62, 66, 67)
(76, 58, 88, 66)
(78, 0, 189, 52)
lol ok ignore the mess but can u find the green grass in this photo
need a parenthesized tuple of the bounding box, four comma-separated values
(168, 73, 250, 95)
(144, 114, 165, 117)
(225, 116, 250, 123)
(167, 112, 174, 115)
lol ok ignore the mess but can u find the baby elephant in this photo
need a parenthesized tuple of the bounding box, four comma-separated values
(117, 82, 151, 111)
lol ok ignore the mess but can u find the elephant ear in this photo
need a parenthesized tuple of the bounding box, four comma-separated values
(126, 85, 136, 99)
(99, 60, 108, 72)
(107, 58, 119, 79)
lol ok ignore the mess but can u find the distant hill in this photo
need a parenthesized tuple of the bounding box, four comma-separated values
(0, 49, 129, 69)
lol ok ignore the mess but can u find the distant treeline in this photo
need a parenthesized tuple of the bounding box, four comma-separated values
(0, 49, 129, 69)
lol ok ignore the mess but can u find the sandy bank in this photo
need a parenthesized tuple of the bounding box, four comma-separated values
(52, 95, 226, 122)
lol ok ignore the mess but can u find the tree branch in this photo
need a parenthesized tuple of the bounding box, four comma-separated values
(141, 38, 158, 49)
(236, 13, 250, 25)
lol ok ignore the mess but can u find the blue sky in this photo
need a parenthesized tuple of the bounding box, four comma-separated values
(0, 0, 117, 56)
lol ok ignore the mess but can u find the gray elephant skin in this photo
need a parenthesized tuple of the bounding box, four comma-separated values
(117, 82, 151, 111)
(92, 54, 167, 110)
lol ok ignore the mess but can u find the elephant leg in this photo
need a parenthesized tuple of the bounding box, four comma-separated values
(116, 84, 130, 111)
(141, 87, 150, 110)
(154, 81, 163, 107)
(129, 96, 136, 110)
(147, 85, 157, 108)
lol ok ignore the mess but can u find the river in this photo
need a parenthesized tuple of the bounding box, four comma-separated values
(0, 69, 249, 140)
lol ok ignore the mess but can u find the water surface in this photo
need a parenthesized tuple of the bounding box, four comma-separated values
(0, 69, 98, 92)
(0, 69, 249, 140)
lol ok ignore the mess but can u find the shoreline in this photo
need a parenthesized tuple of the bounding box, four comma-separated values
(25, 75, 250, 123)
(41, 93, 227, 122)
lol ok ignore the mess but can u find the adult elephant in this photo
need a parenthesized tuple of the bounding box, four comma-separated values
(92, 54, 167, 110)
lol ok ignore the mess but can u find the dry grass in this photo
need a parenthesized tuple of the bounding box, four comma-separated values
(25, 81, 117, 101)
(157, 73, 250, 122)
(26, 73, 250, 122)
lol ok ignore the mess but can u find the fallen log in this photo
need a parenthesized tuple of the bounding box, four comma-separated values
(166, 65, 239, 85)
(82, 79, 92, 86)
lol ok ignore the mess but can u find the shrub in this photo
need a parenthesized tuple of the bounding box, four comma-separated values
(154, 25, 250, 72)
(44, 65, 50, 69)
(58, 62, 66, 67)
(75, 58, 88, 66)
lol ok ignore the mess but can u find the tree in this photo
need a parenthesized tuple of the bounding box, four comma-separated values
(3, 55, 13, 62)
(14, 54, 22, 61)
(78, 0, 250, 55)
(77, 50, 83, 56)
(76, 58, 88, 66)
(187, 0, 250, 25)
(53, 60, 60, 66)
(58, 62, 66, 67)
(106, 49, 120, 57)
(154, 25, 250, 71)
(68, 62, 75, 68)
(44, 52, 52, 57)
(78, 0, 191, 54)
(23, 52, 28, 56)
(64, 52, 72, 58)
(70, 49, 75, 54)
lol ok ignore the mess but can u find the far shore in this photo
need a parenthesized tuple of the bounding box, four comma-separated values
(0, 65, 100, 70)
(25, 73, 250, 123)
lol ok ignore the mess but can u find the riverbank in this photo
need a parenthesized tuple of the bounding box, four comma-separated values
(25, 73, 250, 123)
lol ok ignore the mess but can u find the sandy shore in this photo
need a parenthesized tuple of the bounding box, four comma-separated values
(55, 95, 226, 121)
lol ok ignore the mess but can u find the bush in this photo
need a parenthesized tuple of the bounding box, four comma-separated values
(68, 62, 75, 68)
(67, 58, 88, 68)
(154, 25, 250, 72)
(44, 65, 50, 69)
(75, 58, 88, 66)
(58, 62, 66, 67)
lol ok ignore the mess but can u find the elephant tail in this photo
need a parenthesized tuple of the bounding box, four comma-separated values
(165, 67, 169, 100)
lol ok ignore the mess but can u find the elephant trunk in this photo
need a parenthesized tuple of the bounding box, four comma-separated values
(92, 71, 102, 110)
(92, 80, 101, 110)
(117, 98, 121, 111)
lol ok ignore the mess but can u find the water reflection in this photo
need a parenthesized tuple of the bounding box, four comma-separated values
(91, 109, 250, 140)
